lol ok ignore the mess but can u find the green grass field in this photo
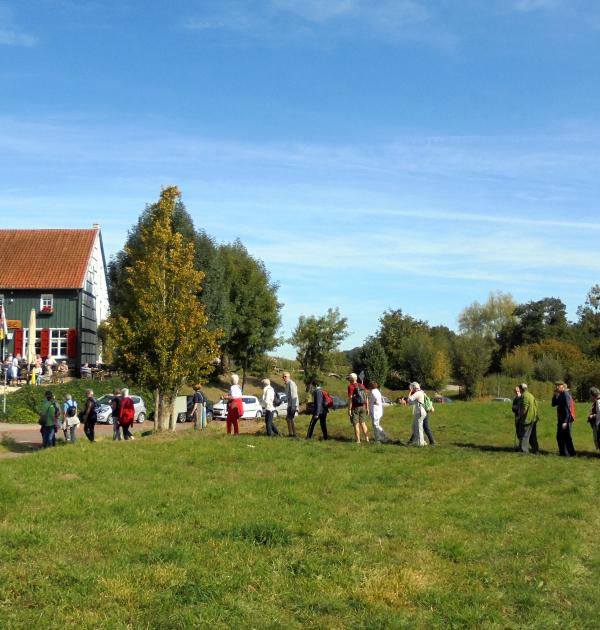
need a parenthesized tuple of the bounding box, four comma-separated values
(1, 401, 599, 629)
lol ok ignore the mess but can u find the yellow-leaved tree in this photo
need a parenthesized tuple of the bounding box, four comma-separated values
(109, 186, 220, 431)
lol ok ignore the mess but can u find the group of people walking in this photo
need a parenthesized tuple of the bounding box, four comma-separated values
(39, 387, 135, 448)
(225, 371, 436, 446)
(512, 381, 600, 456)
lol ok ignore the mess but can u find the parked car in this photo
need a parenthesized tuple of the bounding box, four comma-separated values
(493, 397, 512, 403)
(381, 396, 392, 406)
(95, 394, 147, 424)
(307, 394, 347, 414)
(212, 395, 264, 420)
(433, 396, 454, 404)
(175, 395, 214, 423)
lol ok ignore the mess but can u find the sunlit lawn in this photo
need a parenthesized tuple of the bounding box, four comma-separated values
(0, 401, 598, 629)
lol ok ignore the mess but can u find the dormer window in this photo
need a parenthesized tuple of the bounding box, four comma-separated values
(40, 294, 54, 313)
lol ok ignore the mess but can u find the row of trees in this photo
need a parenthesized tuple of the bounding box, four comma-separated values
(341, 290, 600, 399)
(105, 187, 282, 429)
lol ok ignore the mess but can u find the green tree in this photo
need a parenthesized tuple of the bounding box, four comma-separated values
(458, 292, 516, 339)
(500, 347, 534, 378)
(289, 308, 349, 391)
(376, 309, 428, 370)
(109, 187, 220, 431)
(430, 349, 451, 392)
(576, 285, 600, 356)
(218, 240, 282, 388)
(397, 332, 436, 387)
(354, 338, 388, 387)
(453, 334, 492, 399)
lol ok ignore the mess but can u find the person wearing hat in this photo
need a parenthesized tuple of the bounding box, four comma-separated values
(403, 382, 427, 446)
(552, 381, 576, 456)
(347, 373, 369, 443)
(517, 383, 539, 454)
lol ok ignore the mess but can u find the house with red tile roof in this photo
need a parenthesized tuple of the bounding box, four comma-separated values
(0, 226, 109, 371)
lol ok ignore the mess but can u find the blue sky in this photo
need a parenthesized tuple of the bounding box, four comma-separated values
(1, 1, 599, 356)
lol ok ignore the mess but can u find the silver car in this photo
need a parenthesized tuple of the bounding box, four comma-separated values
(95, 394, 147, 424)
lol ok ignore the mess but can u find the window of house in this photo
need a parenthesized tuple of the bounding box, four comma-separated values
(23, 329, 41, 355)
(50, 329, 69, 358)
(40, 294, 54, 312)
(0, 294, 4, 310)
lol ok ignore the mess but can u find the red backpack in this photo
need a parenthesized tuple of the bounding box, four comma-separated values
(321, 389, 334, 409)
(568, 393, 576, 422)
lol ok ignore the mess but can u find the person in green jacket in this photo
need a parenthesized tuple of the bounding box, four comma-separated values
(40, 390, 59, 449)
(518, 383, 539, 454)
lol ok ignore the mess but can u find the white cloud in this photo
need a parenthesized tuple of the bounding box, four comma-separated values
(0, 4, 35, 46)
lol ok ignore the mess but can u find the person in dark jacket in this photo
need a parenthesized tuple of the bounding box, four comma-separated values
(82, 389, 97, 443)
(307, 379, 329, 440)
(512, 385, 522, 449)
(552, 381, 576, 456)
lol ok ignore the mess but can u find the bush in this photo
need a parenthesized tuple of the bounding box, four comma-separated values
(481, 375, 554, 401)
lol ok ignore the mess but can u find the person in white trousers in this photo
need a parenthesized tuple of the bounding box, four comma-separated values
(368, 381, 389, 443)
(404, 382, 427, 446)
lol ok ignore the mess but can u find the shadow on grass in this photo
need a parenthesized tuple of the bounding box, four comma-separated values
(453, 441, 600, 459)
(0, 434, 40, 454)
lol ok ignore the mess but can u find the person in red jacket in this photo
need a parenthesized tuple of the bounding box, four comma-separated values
(119, 387, 135, 441)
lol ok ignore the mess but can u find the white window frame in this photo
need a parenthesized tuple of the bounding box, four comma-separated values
(23, 328, 41, 356)
(50, 328, 69, 359)
(40, 294, 54, 312)
(0, 294, 4, 310)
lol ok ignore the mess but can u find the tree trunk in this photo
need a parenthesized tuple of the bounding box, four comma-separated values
(154, 389, 160, 432)
(157, 392, 174, 431)
(242, 355, 248, 391)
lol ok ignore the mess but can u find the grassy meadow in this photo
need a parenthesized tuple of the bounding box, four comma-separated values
(1, 400, 599, 629)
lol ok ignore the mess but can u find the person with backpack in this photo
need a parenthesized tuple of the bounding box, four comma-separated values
(40, 390, 60, 448)
(517, 383, 539, 454)
(368, 381, 389, 444)
(119, 388, 135, 440)
(587, 387, 600, 451)
(402, 382, 427, 447)
(62, 393, 79, 443)
(307, 379, 329, 440)
(82, 388, 97, 443)
(261, 378, 279, 437)
(552, 381, 576, 456)
(347, 373, 369, 443)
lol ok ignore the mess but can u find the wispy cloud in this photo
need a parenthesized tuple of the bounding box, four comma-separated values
(182, 0, 457, 49)
(0, 4, 35, 46)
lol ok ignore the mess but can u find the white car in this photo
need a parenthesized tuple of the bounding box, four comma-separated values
(95, 394, 147, 424)
(382, 396, 392, 406)
(212, 395, 264, 420)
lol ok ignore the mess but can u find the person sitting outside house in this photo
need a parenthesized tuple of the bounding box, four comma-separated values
(56, 361, 69, 383)
(80, 363, 92, 379)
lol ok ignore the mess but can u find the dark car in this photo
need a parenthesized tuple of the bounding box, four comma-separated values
(433, 396, 454, 404)
(176, 395, 214, 423)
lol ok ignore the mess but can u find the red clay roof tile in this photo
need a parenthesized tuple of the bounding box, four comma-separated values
(0, 229, 98, 289)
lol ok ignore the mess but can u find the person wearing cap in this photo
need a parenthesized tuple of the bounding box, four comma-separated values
(403, 382, 427, 446)
(517, 383, 539, 454)
(552, 381, 576, 456)
(347, 373, 369, 443)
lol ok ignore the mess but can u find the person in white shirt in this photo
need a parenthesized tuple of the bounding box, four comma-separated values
(226, 373, 243, 435)
(403, 382, 427, 446)
(368, 381, 389, 444)
(261, 378, 279, 437)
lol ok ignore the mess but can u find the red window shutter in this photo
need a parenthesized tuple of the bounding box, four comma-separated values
(14, 328, 23, 355)
(40, 329, 50, 358)
(67, 328, 77, 359)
